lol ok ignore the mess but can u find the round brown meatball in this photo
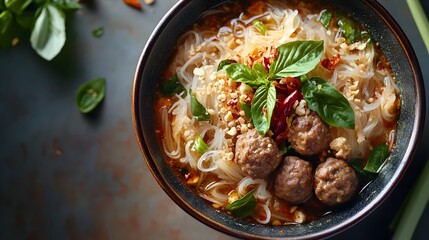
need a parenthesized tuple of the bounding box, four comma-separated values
(314, 157, 359, 206)
(287, 111, 331, 156)
(234, 129, 283, 179)
(274, 156, 313, 204)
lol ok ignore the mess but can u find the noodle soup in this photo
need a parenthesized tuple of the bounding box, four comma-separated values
(155, 0, 399, 225)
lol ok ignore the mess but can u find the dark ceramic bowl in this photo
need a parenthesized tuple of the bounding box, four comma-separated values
(132, 0, 425, 239)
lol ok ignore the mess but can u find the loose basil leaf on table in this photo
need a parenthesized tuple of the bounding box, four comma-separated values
(225, 190, 257, 218)
(30, 3, 66, 61)
(364, 143, 389, 173)
(0, 10, 13, 34)
(190, 89, 211, 121)
(251, 82, 276, 135)
(92, 27, 104, 38)
(301, 77, 355, 129)
(159, 74, 187, 98)
(76, 77, 106, 113)
(192, 136, 208, 154)
(269, 40, 324, 79)
(51, 0, 82, 10)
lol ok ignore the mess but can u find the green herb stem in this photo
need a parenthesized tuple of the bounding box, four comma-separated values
(391, 158, 429, 240)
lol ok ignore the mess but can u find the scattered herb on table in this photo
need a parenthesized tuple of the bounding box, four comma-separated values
(0, 0, 82, 60)
(76, 77, 106, 113)
(92, 27, 104, 38)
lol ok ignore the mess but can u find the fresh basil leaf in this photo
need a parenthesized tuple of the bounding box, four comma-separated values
(319, 10, 332, 29)
(225, 63, 268, 89)
(252, 20, 267, 35)
(269, 40, 324, 79)
(30, 3, 66, 61)
(225, 190, 257, 218)
(92, 27, 104, 38)
(192, 136, 208, 154)
(159, 74, 187, 98)
(16, 10, 35, 29)
(5, 0, 33, 15)
(190, 89, 211, 121)
(239, 100, 252, 121)
(301, 77, 355, 129)
(217, 59, 236, 71)
(0, 1, 5, 10)
(253, 63, 268, 79)
(76, 77, 106, 113)
(364, 144, 389, 173)
(51, 0, 81, 10)
(0, 10, 13, 34)
(338, 17, 360, 43)
(350, 158, 377, 181)
(251, 82, 276, 135)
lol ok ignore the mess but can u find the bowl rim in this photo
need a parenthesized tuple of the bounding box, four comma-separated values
(131, 0, 426, 239)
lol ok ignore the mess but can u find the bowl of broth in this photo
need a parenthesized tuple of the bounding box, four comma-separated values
(132, 0, 425, 238)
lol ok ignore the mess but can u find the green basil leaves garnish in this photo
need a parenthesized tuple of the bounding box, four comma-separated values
(225, 190, 257, 218)
(240, 100, 252, 121)
(190, 89, 211, 121)
(268, 40, 324, 79)
(224, 40, 325, 135)
(217, 59, 236, 71)
(338, 17, 361, 43)
(225, 63, 268, 89)
(192, 136, 208, 154)
(252, 20, 267, 35)
(251, 82, 276, 135)
(76, 77, 106, 113)
(301, 77, 355, 129)
(319, 10, 332, 29)
(159, 74, 187, 98)
(364, 144, 389, 173)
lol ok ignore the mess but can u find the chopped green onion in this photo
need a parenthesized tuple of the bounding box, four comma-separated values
(319, 10, 332, 29)
(192, 136, 208, 154)
(252, 20, 267, 35)
(190, 89, 211, 121)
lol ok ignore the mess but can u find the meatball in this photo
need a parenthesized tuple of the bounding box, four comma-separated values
(274, 156, 313, 204)
(314, 157, 359, 206)
(287, 111, 331, 156)
(234, 129, 283, 179)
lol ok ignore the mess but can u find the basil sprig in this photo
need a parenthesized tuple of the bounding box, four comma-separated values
(225, 190, 257, 218)
(251, 82, 276, 135)
(225, 40, 324, 135)
(252, 20, 267, 35)
(1, 0, 81, 60)
(301, 77, 355, 129)
(190, 89, 211, 121)
(269, 40, 324, 79)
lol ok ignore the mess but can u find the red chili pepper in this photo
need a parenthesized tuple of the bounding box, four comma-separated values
(321, 54, 341, 70)
(271, 90, 303, 136)
(285, 77, 301, 92)
(263, 57, 271, 72)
